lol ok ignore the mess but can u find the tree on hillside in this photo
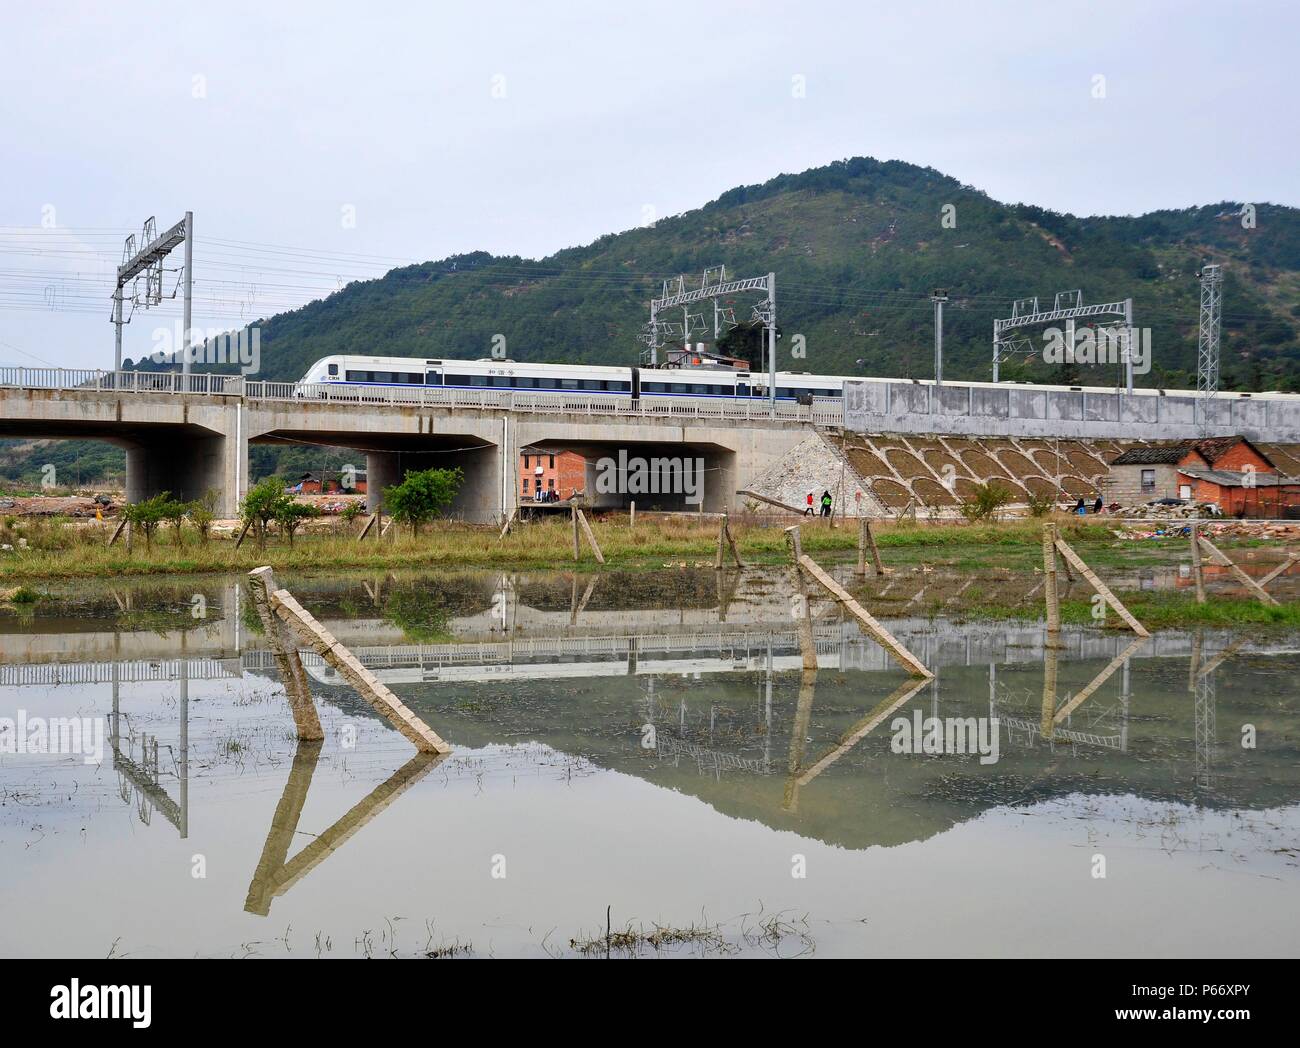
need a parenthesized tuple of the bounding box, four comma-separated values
(384, 467, 463, 536)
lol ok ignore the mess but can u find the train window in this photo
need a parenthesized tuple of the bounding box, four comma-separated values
(560, 378, 579, 388)
(491, 376, 511, 386)
(327, 363, 338, 377)
(470, 376, 488, 386)
(671, 383, 689, 394)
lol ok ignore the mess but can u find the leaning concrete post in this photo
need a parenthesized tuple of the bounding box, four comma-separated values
(576, 508, 605, 564)
(784, 525, 819, 671)
(1053, 532, 1151, 636)
(857, 517, 885, 577)
(1196, 533, 1280, 607)
(248, 567, 324, 741)
(252, 568, 450, 754)
(715, 514, 742, 570)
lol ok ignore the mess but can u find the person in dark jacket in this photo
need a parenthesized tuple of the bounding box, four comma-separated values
(820, 490, 833, 518)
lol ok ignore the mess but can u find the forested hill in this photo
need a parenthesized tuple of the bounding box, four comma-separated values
(132, 155, 1300, 391)
(8, 156, 1298, 487)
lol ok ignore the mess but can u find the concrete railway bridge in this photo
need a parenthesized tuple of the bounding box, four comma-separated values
(0, 368, 843, 520)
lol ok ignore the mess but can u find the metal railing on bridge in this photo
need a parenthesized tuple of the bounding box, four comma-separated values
(0, 367, 844, 426)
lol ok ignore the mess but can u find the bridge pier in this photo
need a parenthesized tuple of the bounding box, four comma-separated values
(125, 429, 234, 511)
(366, 441, 505, 523)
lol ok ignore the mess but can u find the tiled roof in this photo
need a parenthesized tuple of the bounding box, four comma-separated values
(1110, 436, 1269, 467)
(1178, 468, 1300, 488)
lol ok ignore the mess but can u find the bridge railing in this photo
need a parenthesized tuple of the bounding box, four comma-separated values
(243, 380, 844, 423)
(0, 368, 844, 425)
(0, 367, 246, 395)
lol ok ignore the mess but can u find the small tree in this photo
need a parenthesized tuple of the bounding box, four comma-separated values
(275, 500, 318, 545)
(241, 477, 290, 548)
(125, 492, 170, 551)
(190, 491, 217, 545)
(162, 498, 189, 545)
(384, 467, 462, 536)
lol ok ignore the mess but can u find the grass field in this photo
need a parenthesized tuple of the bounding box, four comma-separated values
(0, 513, 1120, 581)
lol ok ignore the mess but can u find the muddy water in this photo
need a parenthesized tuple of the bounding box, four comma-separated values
(1, 566, 1298, 958)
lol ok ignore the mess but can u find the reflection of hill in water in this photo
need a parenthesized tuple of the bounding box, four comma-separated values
(377, 656, 1300, 851)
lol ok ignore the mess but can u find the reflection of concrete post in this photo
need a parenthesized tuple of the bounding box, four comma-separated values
(1040, 643, 1059, 741)
(784, 526, 818, 671)
(247, 567, 324, 742)
(1190, 522, 1206, 604)
(782, 668, 818, 813)
(179, 657, 189, 839)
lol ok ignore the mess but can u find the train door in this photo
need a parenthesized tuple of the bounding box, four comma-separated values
(424, 369, 443, 386)
(630, 367, 641, 402)
(736, 377, 750, 399)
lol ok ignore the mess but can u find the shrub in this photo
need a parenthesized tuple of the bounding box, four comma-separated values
(960, 481, 1015, 522)
(385, 467, 463, 536)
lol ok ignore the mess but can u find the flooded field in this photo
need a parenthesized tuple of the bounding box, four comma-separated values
(2, 566, 1298, 958)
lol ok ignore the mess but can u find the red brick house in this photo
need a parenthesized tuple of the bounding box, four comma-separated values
(1109, 437, 1300, 516)
(294, 469, 367, 494)
(520, 447, 587, 501)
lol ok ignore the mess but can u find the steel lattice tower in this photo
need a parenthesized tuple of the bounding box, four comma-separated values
(1196, 265, 1223, 422)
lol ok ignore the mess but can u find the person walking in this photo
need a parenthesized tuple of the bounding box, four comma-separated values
(804, 491, 815, 516)
(820, 490, 833, 518)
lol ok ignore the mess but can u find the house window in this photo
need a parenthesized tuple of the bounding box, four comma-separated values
(548, 478, 555, 489)
(524, 455, 530, 469)
(1140, 469, 1156, 492)
(1179, 484, 1191, 500)
(522, 478, 529, 491)
(549, 455, 555, 468)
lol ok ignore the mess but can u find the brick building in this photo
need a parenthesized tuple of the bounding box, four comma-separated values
(520, 447, 587, 501)
(293, 469, 366, 494)
(1108, 437, 1300, 515)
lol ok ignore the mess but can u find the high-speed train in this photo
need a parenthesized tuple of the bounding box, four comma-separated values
(297, 353, 1300, 405)
(299, 354, 843, 401)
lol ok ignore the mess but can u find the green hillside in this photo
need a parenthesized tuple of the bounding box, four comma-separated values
(6, 155, 1298, 487)
(163, 155, 1299, 390)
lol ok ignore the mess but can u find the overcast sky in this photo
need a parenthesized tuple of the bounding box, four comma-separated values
(2, 0, 1296, 371)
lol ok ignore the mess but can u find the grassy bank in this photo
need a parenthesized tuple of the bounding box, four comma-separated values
(950, 589, 1300, 630)
(0, 514, 1119, 581)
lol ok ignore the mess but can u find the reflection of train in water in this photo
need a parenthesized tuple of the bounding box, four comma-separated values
(298, 353, 1300, 405)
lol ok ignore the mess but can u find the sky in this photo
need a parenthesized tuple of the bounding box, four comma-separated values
(1, 0, 1296, 372)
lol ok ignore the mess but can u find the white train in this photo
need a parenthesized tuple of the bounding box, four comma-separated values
(299, 354, 842, 401)
(297, 353, 1300, 404)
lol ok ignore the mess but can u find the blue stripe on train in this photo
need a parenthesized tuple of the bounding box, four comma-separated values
(307, 379, 835, 401)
